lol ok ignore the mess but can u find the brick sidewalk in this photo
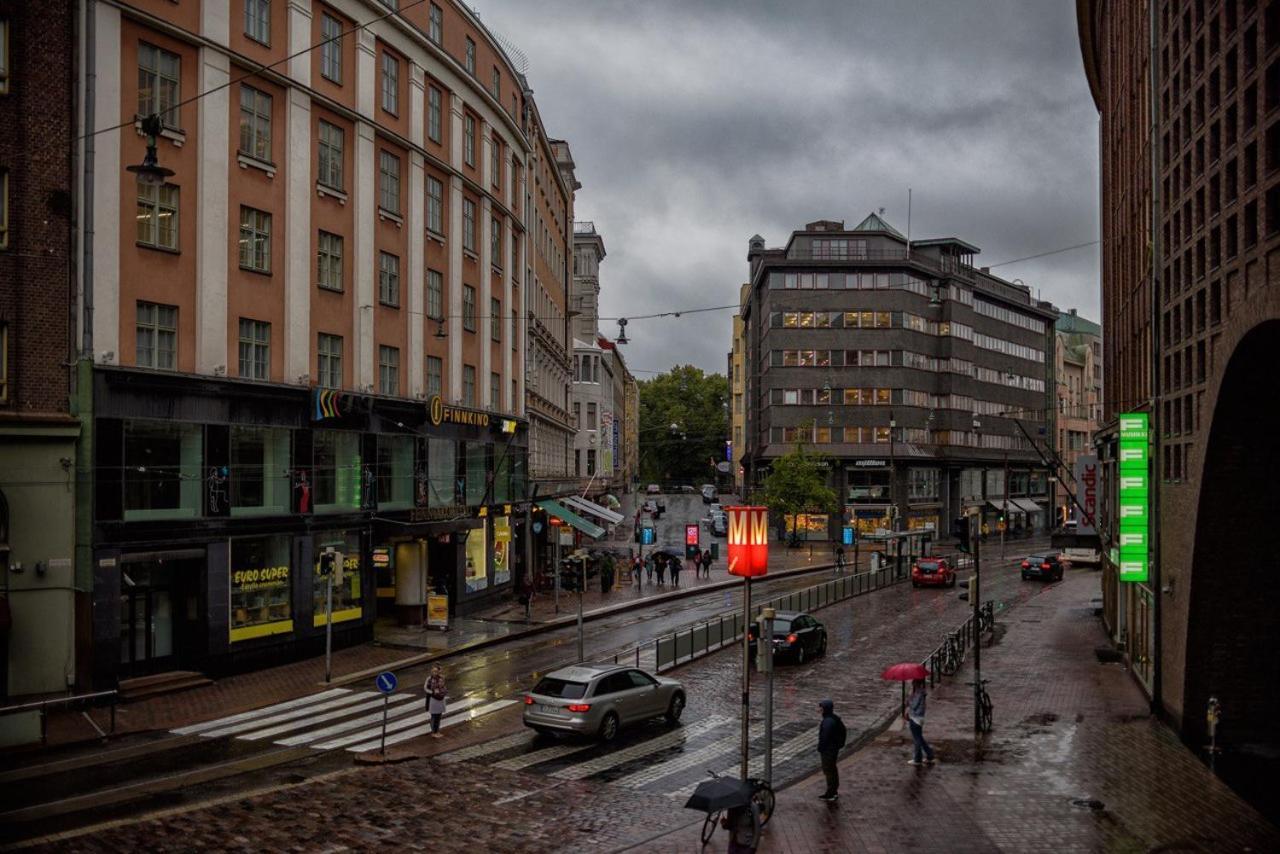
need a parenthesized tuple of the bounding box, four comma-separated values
(652, 571, 1280, 852)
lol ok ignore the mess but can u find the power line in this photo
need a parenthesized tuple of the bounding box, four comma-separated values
(987, 240, 1101, 269)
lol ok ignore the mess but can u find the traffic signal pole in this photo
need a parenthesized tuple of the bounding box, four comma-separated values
(971, 519, 982, 734)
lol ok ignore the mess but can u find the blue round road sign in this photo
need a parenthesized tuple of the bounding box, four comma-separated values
(375, 671, 398, 693)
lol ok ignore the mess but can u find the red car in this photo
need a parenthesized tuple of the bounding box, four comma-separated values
(911, 557, 957, 588)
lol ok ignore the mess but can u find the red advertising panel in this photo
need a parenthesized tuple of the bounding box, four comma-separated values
(685, 524, 700, 546)
(726, 506, 769, 577)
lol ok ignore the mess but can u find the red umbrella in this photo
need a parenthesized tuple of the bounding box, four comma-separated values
(881, 662, 930, 717)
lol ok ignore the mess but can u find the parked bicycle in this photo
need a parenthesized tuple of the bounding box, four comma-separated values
(698, 770, 775, 846)
(967, 678, 993, 732)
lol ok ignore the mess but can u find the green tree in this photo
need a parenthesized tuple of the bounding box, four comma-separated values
(757, 437, 838, 540)
(637, 365, 729, 484)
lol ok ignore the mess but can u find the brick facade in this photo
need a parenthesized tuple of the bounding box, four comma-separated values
(0, 0, 76, 417)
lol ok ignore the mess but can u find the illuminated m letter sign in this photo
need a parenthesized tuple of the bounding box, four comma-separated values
(726, 506, 769, 578)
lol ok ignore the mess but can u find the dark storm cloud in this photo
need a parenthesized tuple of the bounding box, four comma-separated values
(480, 0, 1100, 375)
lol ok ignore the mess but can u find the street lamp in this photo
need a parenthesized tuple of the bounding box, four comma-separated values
(615, 318, 629, 344)
(126, 114, 175, 185)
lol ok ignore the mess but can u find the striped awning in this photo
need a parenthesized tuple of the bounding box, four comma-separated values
(536, 500, 606, 539)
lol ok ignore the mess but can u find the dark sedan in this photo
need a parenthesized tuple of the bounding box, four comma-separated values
(748, 611, 827, 665)
(1021, 552, 1065, 582)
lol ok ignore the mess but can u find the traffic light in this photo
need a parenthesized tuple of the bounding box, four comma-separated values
(318, 551, 335, 576)
(952, 517, 971, 553)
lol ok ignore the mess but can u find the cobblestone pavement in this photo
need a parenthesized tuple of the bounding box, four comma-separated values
(651, 570, 1280, 853)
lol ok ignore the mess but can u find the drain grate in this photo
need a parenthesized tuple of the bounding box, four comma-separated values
(1071, 798, 1105, 811)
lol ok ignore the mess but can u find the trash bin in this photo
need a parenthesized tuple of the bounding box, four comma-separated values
(710, 543, 719, 559)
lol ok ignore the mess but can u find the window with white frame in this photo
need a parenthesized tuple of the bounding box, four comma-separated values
(428, 3, 443, 45)
(317, 231, 342, 291)
(465, 37, 476, 75)
(426, 356, 442, 398)
(490, 297, 501, 341)
(138, 43, 181, 129)
(490, 372, 500, 409)
(320, 13, 342, 83)
(427, 85, 442, 142)
(462, 198, 476, 252)
(238, 318, 270, 379)
(378, 251, 400, 306)
(491, 67, 501, 99)
(462, 285, 476, 331)
(427, 268, 444, 319)
(380, 51, 399, 114)
(244, 0, 270, 44)
(378, 345, 400, 395)
(426, 175, 443, 233)
(490, 139, 500, 188)
(136, 181, 179, 250)
(378, 150, 400, 214)
(239, 206, 271, 272)
(464, 114, 475, 166)
(491, 217, 501, 265)
(238, 84, 272, 161)
(317, 333, 342, 388)
(462, 364, 476, 406)
(317, 120, 344, 190)
(136, 301, 177, 370)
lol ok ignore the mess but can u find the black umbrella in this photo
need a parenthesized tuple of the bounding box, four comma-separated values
(683, 777, 754, 814)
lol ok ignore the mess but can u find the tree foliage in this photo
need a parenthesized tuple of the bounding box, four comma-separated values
(637, 365, 729, 484)
(757, 439, 838, 536)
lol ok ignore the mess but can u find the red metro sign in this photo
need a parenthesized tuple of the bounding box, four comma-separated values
(726, 506, 769, 578)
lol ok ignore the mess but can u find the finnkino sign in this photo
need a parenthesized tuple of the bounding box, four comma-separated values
(1118, 413, 1151, 583)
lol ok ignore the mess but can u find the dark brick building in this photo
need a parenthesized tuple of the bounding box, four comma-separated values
(739, 216, 1057, 544)
(1080, 0, 1280, 822)
(0, 0, 82, 699)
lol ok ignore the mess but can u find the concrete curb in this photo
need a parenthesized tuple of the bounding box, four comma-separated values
(329, 560, 845, 687)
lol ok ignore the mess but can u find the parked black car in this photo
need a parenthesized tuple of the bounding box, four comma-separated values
(1020, 552, 1065, 582)
(747, 611, 827, 665)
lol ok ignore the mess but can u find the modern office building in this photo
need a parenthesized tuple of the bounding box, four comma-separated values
(739, 216, 1057, 542)
(729, 283, 749, 494)
(63, 0, 575, 688)
(0, 0, 82, 698)
(1053, 308, 1102, 523)
(1079, 0, 1280, 800)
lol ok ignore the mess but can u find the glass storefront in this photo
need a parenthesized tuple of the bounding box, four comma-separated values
(464, 524, 487, 593)
(314, 430, 362, 512)
(907, 514, 938, 532)
(376, 436, 414, 511)
(464, 442, 487, 506)
(428, 437, 456, 507)
(846, 468, 890, 502)
(783, 513, 830, 541)
(312, 530, 363, 627)
(846, 505, 890, 536)
(230, 426, 291, 516)
(493, 516, 512, 585)
(123, 420, 203, 520)
(229, 534, 293, 642)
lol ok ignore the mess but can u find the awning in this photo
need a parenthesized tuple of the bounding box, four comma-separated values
(536, 500, 605, 539)
(562, 495, 625, 526)
(1011, 498, 1044, 515)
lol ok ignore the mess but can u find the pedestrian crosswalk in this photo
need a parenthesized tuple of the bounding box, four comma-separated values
(438, 714, 819, 794)
(171, 688, 518, 753)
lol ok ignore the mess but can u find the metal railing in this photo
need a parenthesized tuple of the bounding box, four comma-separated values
(923, 601, 995, 689)
(0, 690, 119, 745)
(654, 564, 904, 672)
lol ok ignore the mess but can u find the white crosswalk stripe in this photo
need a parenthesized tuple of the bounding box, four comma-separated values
(309, 696, 492, 751)
(240, 694, 417, 741)
(549, 716, 730, 780)
(200, 691, 376, 739)
(341, 700, 518, 753)
(172, 688, 352, 735)
(609, 732, 740, 789)
(273, 696, 481, 748)
(491, 740, 598, 771)
(666, 729, 817, 799)
(438, 731, 533, 763)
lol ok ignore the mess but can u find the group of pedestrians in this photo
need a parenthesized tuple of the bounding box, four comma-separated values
(634, 549, 715, 588)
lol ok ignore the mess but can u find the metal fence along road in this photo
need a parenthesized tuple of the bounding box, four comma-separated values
(654, 565, 905, 672)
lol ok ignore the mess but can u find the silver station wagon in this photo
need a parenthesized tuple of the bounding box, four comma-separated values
(522, 664, 686, 742)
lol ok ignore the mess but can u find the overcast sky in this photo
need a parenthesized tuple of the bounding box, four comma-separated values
(480, 0, 1100, 377)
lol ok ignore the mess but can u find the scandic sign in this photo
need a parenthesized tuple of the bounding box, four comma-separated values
(726, 506, 769, 577)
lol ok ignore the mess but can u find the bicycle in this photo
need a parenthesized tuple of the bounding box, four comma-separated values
(698, 770, 775, 846)
(967, 678, 993, 732)
(939, 633, 961, 676)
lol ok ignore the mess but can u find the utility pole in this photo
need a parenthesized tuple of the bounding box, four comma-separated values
(740, 574, 752, 780)
(761, 606, 776, 784)
(971, 516, 983, 733)
(1001, 450, 1009, 558)
(577, 556, 585, 662)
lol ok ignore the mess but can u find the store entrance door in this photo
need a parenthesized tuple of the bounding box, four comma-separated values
(118, 557, 200, 676)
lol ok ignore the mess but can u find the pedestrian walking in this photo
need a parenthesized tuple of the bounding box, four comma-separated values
(633, 555, 643, 587)
(816, 698, 847, 801)
(721, 800, 761, 854)
(702, 548, 713, 577)
(905, 678, 936, 765)
(424, 665, 447, 738)
(645, 553, 654, 584)
(670, 556, 681, 588)
(835, 545, 847, 574)
(691, 550, 702, 578)
(656, 555, 666, 586)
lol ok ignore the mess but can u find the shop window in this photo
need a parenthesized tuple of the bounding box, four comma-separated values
(230, 534, 293, 642)
(908, 467, 940, 501)
(313, 430, 361, 511)
(427, 437, 457, 506)
(376, 435, 414, 510)
(493, 450, 514, 502)
(312, 530, 362, 627)
(492, 515, 512, 586)
(846, 469, 889, 501)
(783, 513, 829, 541)
(123, 421, 202, 520)
(464, 524, 487, 593)
(464, 441, 487, 506)
(230, 426, 290, 515)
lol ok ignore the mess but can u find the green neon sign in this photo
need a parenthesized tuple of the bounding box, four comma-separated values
(1117, 413, 1150, 583)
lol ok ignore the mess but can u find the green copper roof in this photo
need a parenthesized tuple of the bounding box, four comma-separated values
(1056, 310, 1101, 336)
(852, 212, 905, 240)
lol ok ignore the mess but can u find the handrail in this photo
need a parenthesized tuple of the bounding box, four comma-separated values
(0, 689, 119, 745)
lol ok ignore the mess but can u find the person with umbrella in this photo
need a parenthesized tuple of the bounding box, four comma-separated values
(905, 678, 936, 766)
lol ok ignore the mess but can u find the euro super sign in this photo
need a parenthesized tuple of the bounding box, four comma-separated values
(232, 565, 290, 585)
